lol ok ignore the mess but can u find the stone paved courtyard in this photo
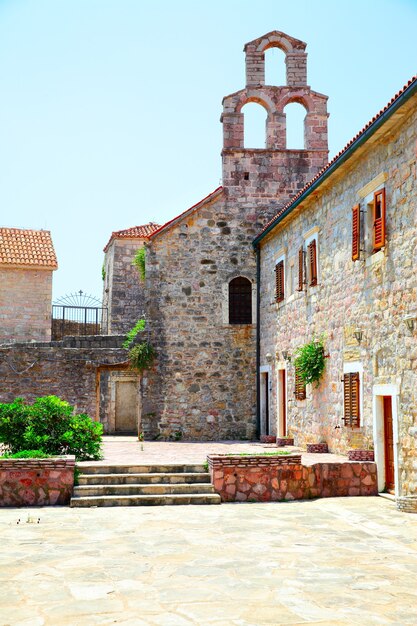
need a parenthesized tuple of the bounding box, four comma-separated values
(1, 497, 416, 625)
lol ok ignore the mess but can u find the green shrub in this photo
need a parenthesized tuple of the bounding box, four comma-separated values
(123, 318, 146, 349)
(129, 342, 155, 372)
(294, 335, 326, 387)
(0, 396, 103, 461)
(132, 247, 146, 281)
(1, 450, 52, 459)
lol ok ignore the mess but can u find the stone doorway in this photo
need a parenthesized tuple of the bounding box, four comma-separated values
(373, 385, 399, 495)
(260, 366, 272, 436)
(383, 396, 395, 493)
(99, 370, 141, 435)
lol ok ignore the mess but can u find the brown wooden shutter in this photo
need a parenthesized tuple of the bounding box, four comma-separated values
(275, 260, 284, 302)
(352, 204, 361, 261)
(297, 247, 304, 291)
(373, 189, 386, 251)
(308, 240, 318, 286)
(343, 373, 360, 427)
(294, 367, 306, 400)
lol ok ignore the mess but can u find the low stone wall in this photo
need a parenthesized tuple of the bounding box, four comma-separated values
(396, 496, 417, 514)
(348, 449, 375, 462)
(0, 456, 75, 506)
(208, 454, 378, 502)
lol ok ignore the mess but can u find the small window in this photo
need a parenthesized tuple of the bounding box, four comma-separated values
(294, 367, 306, 400)
(297, 247, 304, 291)
(373, 188, 386, 252)
(275, 260, 285, 302)
(229, 277, 252, 324)
(343, 373, 360, 427)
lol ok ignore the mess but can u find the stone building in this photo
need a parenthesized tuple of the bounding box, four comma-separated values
(0, 228, 57, 342)
(253, 75, 417, 504)
(104, 31, 329, 439)
(103, 223, 160, 335)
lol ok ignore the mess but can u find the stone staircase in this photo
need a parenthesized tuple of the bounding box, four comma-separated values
(70, 463, 221, 507)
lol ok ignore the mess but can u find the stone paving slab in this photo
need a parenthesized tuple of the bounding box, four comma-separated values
(78, 437, 349, 467)
(0, 497, 416, 625)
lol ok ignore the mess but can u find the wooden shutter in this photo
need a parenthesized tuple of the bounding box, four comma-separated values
(294, 367, 306, 400)
(297, 247, 304, 291)
(352, 204, 361, 261)
(343, 373, 360, 427)
(373, 189, 386, 251)
(275, 260, 284, 302)
(308, 240, 318, 286)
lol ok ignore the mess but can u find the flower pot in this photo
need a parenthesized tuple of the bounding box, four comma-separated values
(348, 449, 374, 462)
(260, 435, 276, 444)
(276, 437, 294, 447)
(306, 442, 329, 454)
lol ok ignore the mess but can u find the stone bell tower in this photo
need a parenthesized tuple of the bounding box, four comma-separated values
(221, 31, 329, 215)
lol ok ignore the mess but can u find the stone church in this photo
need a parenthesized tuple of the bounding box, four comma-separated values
(103, 31, 329, 440)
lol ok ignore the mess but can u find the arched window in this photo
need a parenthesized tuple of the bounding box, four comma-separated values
(284, 102, 307, 149)
(264, 46, 286, 86)
(242, 102, 267, 148)
(229, 277, 252, 324)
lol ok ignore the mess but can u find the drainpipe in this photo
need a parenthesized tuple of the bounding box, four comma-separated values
(256, 244, 261, 439)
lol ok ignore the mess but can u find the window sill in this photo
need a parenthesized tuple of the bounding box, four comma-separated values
(365, 249, 385, 267)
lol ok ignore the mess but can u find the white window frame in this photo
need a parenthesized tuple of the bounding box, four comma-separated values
(343, 361, 364, 428)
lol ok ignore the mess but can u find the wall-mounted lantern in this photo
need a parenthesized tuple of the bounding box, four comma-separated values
(265, 353, 274, 363)
(405, 314, 415, 332)
(353, 328, 363, 344)
(282, 350, 291, 362)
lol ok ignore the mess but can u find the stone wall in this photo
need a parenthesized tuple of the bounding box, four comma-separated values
(208, 455, 378, 502)
(0, 456, 75, 506)
(258, 97, 417, 497)
(0, 267, 53, 342)
(103, 238, 147, 335)
(0, 336, 127, 428)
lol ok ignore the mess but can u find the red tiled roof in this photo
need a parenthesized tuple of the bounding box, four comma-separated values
(148, 187, 224, 240)
(0, 228, 58, 269)
(255, 74, 417, 243)
(103, 222, 160, 252)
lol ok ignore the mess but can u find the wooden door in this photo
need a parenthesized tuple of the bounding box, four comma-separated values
(278, 369, 287, 436)
(383, 396, 395, 493)
(115, 380, 138, 433)
(261, 372, 270, 435)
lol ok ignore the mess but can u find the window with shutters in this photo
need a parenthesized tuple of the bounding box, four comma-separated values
(294, 366, 306, 400)
(275, 259, 285, 302)
(300, 229, 319, 290)
(352, 204, 361, 261)
(373, 188, 386, 252)
(307, 239, 317, 286)
(228, 276, 252, 324)
(343, 372, 360, 427)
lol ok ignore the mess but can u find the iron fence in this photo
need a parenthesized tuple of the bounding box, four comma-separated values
(52, 305, 108, 340)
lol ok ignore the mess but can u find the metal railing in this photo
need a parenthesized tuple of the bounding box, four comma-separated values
(51, 305, 108, 340)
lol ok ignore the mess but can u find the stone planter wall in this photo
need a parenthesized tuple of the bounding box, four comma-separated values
(396, 496, 417, 514)
(0, 456, 75, 507)
(208, 454, 377, 502)
(348, 449, 375, 462)
(276, 437, 294, 447)
(260, 435, 276, 444)
(306, 443, 329, 453)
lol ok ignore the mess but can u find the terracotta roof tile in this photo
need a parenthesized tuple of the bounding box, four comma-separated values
(0, 228, 57, 269)
(103, 222, 160, 252)
(256, 74, 417, 242)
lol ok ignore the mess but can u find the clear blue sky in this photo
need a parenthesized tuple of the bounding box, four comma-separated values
(0, 0, 416, 300)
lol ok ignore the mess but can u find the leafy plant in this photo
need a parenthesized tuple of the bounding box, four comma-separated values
(294, 335, 326, 388)
(128, 342, 155, 372)
(0, 396, 103, 461)
(123, 318, 146, 349)
(102, 261, 106, 281)
(1, 450, 52, 459)
(132, 247, 146, 281)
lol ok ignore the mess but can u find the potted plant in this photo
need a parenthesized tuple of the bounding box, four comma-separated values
(276, 435, 294, 447)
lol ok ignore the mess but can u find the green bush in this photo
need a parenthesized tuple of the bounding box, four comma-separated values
(1, 450, 52, 459)
(0, 396, 103, 461)
(294, 335, 326, 387)
(129, 342, 155, 372)
(132, 247, 146, 281)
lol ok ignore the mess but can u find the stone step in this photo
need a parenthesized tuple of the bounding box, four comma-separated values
(78, 464, 207, 475)
(73, 483, 216, 497)
(70, 493, 221, 507)
(78, 472, 211, 486)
